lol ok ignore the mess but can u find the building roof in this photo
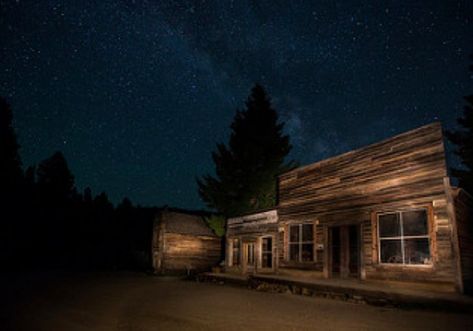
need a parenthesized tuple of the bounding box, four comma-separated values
(279, 122, 442, 179)
(158, 208, 217, 237)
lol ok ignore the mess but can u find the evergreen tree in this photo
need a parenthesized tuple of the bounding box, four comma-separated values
(198, 84, 295, 217)
(36, 151, 75, 203)
(0, 97, 24, 267)
(446, 55, 473, 194)
(0, 97, 23, 198)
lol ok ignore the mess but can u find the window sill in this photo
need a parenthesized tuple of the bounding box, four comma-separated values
(377, 263, 433, 269)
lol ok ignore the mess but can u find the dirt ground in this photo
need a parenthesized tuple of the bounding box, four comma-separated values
(0, 272, 472, 331)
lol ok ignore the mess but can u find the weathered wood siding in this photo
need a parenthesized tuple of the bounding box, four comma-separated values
(161, 233, 221, 272)
(227, 210, 278, 237)
(151, 210, 222, 274)
(226, 210, 278, 274)
(454, 189, 473, 293)
(278, 122, 457, 285)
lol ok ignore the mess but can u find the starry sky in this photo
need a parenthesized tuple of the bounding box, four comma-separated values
(1, 1, 472, 208)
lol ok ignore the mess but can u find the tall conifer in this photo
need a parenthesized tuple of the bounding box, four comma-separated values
(198, 84, 295, 217)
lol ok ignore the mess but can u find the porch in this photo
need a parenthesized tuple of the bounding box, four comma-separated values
(198, 272, 473, 312)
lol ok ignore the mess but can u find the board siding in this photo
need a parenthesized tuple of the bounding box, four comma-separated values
(277, 123, 458, 286)
(152, 211, 221, 274)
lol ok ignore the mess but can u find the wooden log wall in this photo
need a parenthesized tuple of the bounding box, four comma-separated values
(152, 210, 222, 274)
(162, 233, 221, 272)
(277, 122, 458, 285)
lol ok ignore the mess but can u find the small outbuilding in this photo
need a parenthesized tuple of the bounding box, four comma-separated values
(151, 208, 222, 275)
(226, 209, 278, 274)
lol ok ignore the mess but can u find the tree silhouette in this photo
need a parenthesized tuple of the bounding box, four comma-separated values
(36, 151, 75, 203)
(446, 54, 473, 194)
(0, 97, 23, 198)
(198, 84, 295, 217)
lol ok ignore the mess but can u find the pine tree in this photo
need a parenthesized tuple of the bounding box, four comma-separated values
(0, 97, 23, 198)
(36, 151, 75, 203)
(198, 84, 295, 217)
(446, 55, 473, 194)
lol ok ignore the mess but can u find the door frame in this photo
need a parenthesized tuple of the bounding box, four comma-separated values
(242, 241, 256, 274)
(326, 224, 362, 279)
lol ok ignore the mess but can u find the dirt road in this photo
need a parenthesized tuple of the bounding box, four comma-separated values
(1, 272, 472, 331)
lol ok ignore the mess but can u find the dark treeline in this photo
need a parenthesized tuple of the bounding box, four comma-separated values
(0, 97, 153, 271)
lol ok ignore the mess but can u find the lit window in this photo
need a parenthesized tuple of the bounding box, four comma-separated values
(378, 209, 431, 265)
(289, 224, 314, 262)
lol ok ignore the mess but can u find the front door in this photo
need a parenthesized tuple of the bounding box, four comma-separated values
(329, 225, 360, 278)
(243, 242, 255, 274)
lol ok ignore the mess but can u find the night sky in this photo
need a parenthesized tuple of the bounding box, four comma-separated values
(1, 1, 472, 209)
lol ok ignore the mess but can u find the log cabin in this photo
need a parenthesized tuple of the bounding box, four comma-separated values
(225, 123, 473, 293)
(151, 208, 222, 275)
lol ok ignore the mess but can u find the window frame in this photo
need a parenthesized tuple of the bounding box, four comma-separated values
(260, 235, 274, 269)
(377, 208, 432, 267)
(288, 223, 315, 263)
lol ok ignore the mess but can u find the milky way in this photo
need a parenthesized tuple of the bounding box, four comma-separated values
(1, 1, 472, 208)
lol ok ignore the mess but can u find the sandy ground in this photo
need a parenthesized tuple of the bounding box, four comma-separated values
(0, 272, 472, 331)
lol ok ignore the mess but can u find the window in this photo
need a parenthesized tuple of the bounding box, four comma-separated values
(289, 224, 314, 262)
(262, 237, 273, 268)
(247, 243, 255, 265)
(378, 209, 431, 265)
(232, 239, 240, 266)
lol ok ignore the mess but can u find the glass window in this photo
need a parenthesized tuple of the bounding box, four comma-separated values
(289, 223, 314, 262)
(262, 237, 272, 268)
(378, 213, 400, 237)
(378, 209, 431, 265)
(302, 224, 313, 241)
(232, 239, 240, 266)
(290, 225, 299, 242)
(402, 210, 428, 236)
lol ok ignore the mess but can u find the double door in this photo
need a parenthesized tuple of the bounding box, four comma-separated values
(329, 225, 360, 278)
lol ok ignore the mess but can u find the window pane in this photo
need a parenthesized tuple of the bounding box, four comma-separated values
(289, 243, 299, 261)
(380, 239, 402, 263)
(301, 244, 314, 262)
(402, 210, 428, 236)
(290, 225, 299, 242)
(262, 253, 272, 268)
(404, 238, 430, 264)
(262, 237, 272, 252)
(302, 224, 313, 242)
(379, 213, 401, 237)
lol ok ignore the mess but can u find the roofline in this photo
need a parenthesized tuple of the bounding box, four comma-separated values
(279, 122, 442, 178)
(155, 205, 214, 217)
(227, 207, 278, 220)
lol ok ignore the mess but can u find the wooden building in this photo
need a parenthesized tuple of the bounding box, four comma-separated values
(278, 122, 473, 292)
(225, 123, 473, 293)
(151, 208, 222, 275)
(226, 209, 278, 274)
